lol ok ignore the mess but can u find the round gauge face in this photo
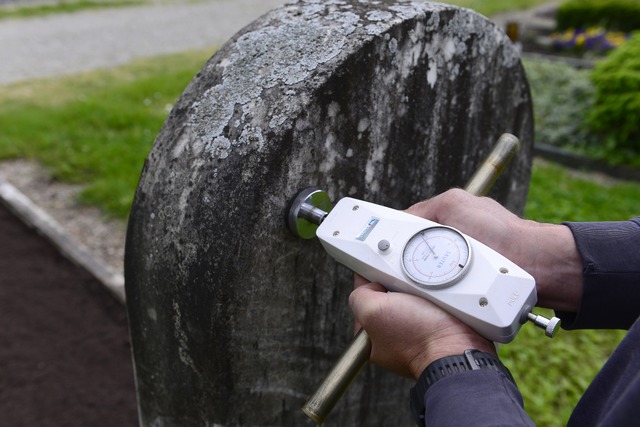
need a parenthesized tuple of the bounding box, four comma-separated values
(401, 226, 472, 288)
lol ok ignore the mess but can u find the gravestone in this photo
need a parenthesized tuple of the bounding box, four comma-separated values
(125, 1, 534, 425)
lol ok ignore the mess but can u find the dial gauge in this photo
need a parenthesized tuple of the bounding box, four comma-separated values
(401, 226, 472, 288)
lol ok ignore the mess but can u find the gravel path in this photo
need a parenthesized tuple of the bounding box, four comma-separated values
(0, 0, 284, 84)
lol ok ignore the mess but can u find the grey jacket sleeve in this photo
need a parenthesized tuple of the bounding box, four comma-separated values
(423, 370, 535, 427)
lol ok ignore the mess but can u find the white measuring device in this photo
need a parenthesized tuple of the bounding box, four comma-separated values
(288, 187, 560, 343)
(316, 197, 536, 343)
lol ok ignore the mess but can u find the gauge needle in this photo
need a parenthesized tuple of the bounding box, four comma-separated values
(421, 235, 438, 258)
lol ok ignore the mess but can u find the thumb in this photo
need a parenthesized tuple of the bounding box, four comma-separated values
(349, 282, 387, 332)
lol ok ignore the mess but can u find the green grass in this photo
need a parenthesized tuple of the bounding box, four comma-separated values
(442, 0, 551, 16)
(0, 0, 142, 20)
(525, 160, 640, 222)
(0, 49, 212, 217)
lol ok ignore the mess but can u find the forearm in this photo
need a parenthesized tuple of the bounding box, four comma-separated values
(515, 221, 583, 313)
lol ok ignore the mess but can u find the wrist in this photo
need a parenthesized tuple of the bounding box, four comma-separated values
(410, 349, 515, 427)
(408, 332, 497, 380)
(520, 222, 583, 312)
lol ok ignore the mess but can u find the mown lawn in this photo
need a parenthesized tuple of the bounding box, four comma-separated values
(444, 0, 551, 16)
(0, 0, 141, 20)
(0, 50, 211, 217)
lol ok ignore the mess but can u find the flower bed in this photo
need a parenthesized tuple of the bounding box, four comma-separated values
(551, 27, 629, 53)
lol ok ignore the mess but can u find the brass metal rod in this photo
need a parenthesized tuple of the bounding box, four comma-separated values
(301, 133, 521, 424)
(301, 329, 372, 424)
(463, 133, 520, 196)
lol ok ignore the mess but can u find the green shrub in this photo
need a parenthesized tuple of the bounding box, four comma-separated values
(586, 32, 640, 157)
(556, 0, 640, 32)
(522, 59, 596, 150)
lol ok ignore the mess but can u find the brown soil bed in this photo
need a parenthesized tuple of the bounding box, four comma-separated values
(0, 202, 137, 426)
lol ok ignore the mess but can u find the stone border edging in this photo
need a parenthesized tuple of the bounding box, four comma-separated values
(0, 177, 126, 304)
(534, 142, 640, 181)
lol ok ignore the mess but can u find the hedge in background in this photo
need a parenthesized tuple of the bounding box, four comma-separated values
(556, 0, 640, 32)
(586, 32, 640, 157)
(522, 59, 595, 150)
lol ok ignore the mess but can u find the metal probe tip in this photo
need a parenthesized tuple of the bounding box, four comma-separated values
(287, 187, 332, 239)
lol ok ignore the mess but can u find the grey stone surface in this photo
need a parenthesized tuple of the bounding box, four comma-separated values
(125, 0, 534, 425)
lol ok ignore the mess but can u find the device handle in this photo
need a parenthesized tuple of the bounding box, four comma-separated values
(301, 134, 521, 424)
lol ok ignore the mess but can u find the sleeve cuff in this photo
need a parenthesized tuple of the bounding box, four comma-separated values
(561, 218, 640, 329)
(423, 370, 534, 426)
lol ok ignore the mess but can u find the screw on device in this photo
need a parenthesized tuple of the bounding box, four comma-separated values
(527, 312, 561, 338)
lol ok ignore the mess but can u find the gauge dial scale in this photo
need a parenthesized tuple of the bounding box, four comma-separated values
(402, 226, 471, 288)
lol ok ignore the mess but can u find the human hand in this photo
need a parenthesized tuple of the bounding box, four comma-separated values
(349, 275, 496, 380)
(407, 189, 583, 313)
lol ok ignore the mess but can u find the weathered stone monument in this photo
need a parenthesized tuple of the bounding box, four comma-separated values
(125, 1, 534, 425)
